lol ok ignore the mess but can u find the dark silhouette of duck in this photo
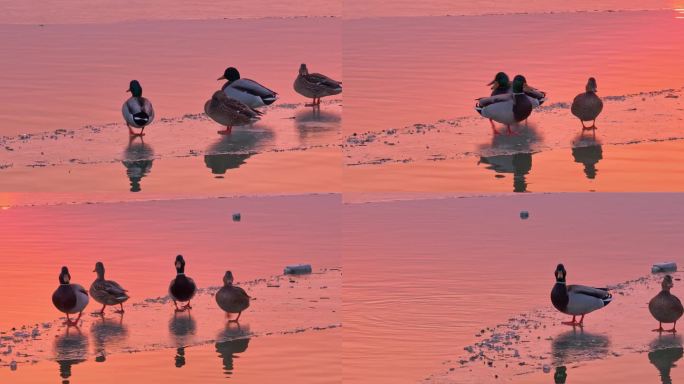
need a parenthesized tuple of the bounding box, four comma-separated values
(89, 261, 129, 314)
(650, 275, 684, 333)
(169, 255, 197, 312)
(571, 77, 603, 130)
(216, 271, 251, 322)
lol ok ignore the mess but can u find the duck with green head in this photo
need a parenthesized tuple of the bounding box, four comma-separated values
(122, 80, 155, 137)
(52, 266, 90, 326)
(476, 75, 533, 135)
(219, 67, 278, 109)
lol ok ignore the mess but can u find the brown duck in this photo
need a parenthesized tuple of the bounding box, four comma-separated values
(293, 64, 342, 107)
(204, 91, 262, 135)
(571, 77, 603, 130)
(649, 275, 684, 333)
(215, 271, 250, 322)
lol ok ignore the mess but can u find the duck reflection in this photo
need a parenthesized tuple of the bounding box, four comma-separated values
(91, 315, 128, 363)
(169, 312, 196, 368)
(122, 138, 154, 192)
(295, 108, 341, 144)
(215, 323, 251, 377)
(54, 327, 88, 383)
(204, 128, 273, 178)
(478, 125, 540, 193)
(572, 135, 603, 180)
(554, 366, 567, 384)
(551, 329, 610, 366)
(649, 335, 683, 384)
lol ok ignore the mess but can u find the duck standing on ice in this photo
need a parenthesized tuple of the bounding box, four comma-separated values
(122, 80, 155, 137)
(571, 77, 603, 131)
(169, 255, 197, 312)
(293, 63, 343, 107)
(90, 262, 130, 314)
(550, 264, 612, 326)
(215, 271, 251, 322)
(649, 275, 684, 333)
(52, 267, 90, 326)
(476, 75, 533, 135)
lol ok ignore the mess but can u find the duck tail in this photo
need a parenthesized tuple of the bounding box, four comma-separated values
(602, 293, 613, 307)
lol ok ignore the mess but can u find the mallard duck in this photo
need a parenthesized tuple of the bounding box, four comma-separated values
(89, 262, 130, 314)
(571, 77, 603, 130)
(205, 91, 262, 135)
(122, 80, 155, 137)
(215, 271, 250, 322)
(476, 75, 533, 135)
(219, 67, 277, 108)
(169, 255, 197, 312)
(293, 64, 342, 107)
(52, 266, 89, 326)
(649, 275, 684, 333)
(550, 264, 612, 326)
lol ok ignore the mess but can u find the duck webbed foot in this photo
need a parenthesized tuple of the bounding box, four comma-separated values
(218, 126, 233, 135)
(562, 315, 584, 327)
(505, 125, 519, 136)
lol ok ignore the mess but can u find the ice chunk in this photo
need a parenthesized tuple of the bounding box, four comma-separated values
(651, 262, 677, 273)
(284, 264, 312, 275)
(520, 211, 529, 220)
(232, 213, 241, 222)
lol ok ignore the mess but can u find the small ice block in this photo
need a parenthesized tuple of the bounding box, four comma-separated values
(520, 211, 529, 219)
(232, 213, 241, 222)
(284, 264, 312, 275)
(652, 262, 677, 273)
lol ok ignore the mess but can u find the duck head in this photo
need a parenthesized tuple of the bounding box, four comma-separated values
(662, 275, 674, 291)
(127, 80, 143, 97)
(218, 67, 240, 83)
(175, 255, 186, 274)
(586, 77, 598, 93)
(59, 266, 71, 284)
(223, 271, 234, 286)
(555, 264, 567, 283)
(512, 75, 526, 94)
(299, 63, 309, 76)
(93, 261, 105, 279)
(488, 72, 510, 91)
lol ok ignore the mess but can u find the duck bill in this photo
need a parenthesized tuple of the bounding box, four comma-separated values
(217, 76, 226, 81)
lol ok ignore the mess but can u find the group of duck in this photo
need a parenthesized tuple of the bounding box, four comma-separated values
(122, 64, 342, 136)
(551, 264, 684, 333)
(476, 72, 604, 135)
(52, 255, 250, 326)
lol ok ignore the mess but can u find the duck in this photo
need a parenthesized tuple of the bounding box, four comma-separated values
(550, 264, 612, 326)
(89, 262, 130, 314)
(293, 64, 343, 107)
(219, 67, 277, 109)
(649, 275, 684, 333)
(215, 271, 251, 322)
(571, 77, 603, 130)
(205, 91, 262, 135)
(169, 255, 197, 312)
(476, 75, 533, 135)
(122, 80, 155, 137)
(52, 266, 90, 326)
